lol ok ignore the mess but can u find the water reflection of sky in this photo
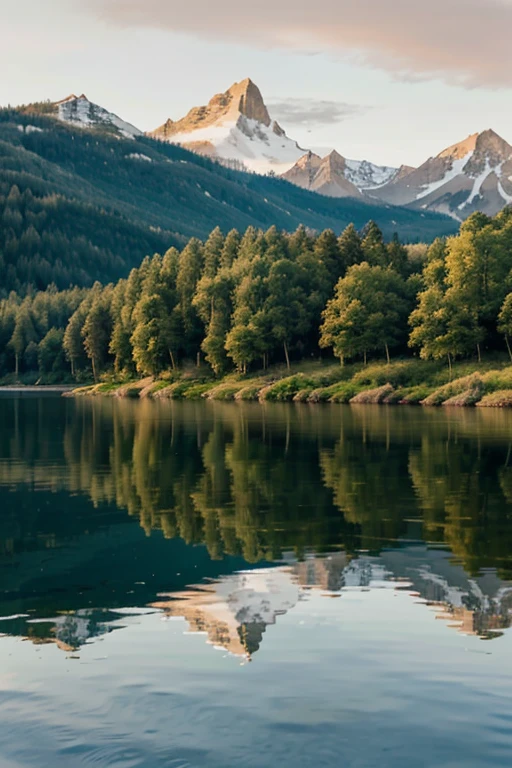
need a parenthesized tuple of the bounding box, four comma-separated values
(1, 565, 512, 767)
(2, 397, 512, 766)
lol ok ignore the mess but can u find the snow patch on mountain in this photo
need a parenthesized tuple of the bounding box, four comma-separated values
(416, 151, 474, 201)
(496, 164, 512, 204)
(344, 158, 398, 190)
(56, 95, 142, 139)
(460, 159, 493, 209)
(18, 124, 43, 135)
(127, 153, 152, 162)
(168, 116, 304, 174)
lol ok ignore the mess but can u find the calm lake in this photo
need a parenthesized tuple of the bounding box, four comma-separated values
(1, 396, 512, 767)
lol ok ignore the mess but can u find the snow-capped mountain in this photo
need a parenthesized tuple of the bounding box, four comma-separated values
(53, 94, 142, 139)
(281, 150, 403, 198)
(148, 78, 306, 174)
(372, 130, 512, 219)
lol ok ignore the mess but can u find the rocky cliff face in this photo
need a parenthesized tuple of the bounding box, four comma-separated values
(151, 79, 272, 139)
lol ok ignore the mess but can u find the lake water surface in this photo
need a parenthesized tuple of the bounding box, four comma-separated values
(1, 397, 512, 767)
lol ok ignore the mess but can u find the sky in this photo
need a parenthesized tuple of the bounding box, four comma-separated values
(2, 0, 512, 167)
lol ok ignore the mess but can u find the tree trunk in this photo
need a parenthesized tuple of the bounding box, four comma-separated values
(385, 343, 390, 365)
(92, 357, 97, 382)
(283, 341, 290, 371)
(447, 353, 452, 379)
(71, 359, 75, 378)
(15, 353, 19, 379)
(169, 349, 176, 371)
(477, 343, 482, 363)
(363, 350, 367, 366)
(506, 335, 512, 363)
(196, 351, 201, 368)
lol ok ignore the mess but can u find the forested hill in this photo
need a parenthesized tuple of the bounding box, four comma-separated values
(0, 108, 457, 294)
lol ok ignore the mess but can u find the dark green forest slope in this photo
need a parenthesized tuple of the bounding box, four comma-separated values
(0, 108, 456, 293)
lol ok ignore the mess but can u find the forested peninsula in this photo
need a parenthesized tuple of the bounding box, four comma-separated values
(3, 206, 512, 407)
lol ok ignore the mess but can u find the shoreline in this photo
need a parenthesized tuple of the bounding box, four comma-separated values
(64, 360, 512, 408)
(0, 385, 74, 396)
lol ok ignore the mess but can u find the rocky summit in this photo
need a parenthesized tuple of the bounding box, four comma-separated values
(148, 78, 306, 174)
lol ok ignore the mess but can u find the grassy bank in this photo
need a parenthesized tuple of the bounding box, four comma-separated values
(69, 356, 512, 408)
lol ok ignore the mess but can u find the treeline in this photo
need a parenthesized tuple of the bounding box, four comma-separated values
(0, 220, 418, 380)
(1, 208, 512, 382)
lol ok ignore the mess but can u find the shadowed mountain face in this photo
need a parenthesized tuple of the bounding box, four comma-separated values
(1, 396, 512, 655)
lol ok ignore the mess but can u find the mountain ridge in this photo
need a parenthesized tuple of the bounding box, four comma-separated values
(14, 83, 512, 220)
(0, 105, 456, 293)
(282, 150, 401, 198)
(372, 128, 512, 218)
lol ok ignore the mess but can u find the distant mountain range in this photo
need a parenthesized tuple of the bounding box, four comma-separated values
(0, 99, 456, 293)
(142, 78, 512, 221)
(282, 150, 407, 199)
(16, 81, 512, 221)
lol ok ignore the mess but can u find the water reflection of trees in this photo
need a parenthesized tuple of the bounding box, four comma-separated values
(1, 399, 512, 573)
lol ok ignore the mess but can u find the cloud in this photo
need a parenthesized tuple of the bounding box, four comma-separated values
(268, 99, 365, 126)
(86, 0, 512, 89)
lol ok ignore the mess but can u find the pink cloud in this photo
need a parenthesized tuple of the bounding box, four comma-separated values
(87, 0, 512, 88)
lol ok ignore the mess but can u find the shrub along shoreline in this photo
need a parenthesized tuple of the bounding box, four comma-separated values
(68, 358, 512, 408)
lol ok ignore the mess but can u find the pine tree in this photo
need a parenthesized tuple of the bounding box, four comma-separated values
(361, 221, 387, 267)
(313, 229, 344, 288)
(9, 301, 37, 377)
(176, 238, 204, 362)
(337, 224, 365, 272)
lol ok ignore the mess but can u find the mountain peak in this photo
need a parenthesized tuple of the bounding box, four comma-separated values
(325, 150, 346, 165)
(225, 78, 271, 126)
(148, 78, 305, 173)
(51, 94, 142, 139)
(372, 128, 512, 218)
(474, 128, 512, 155)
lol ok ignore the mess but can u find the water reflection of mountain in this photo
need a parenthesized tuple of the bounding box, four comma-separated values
(3, 545, 512, 654)
(156, 547, 512, 660)
(2, 397, 512, 652)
